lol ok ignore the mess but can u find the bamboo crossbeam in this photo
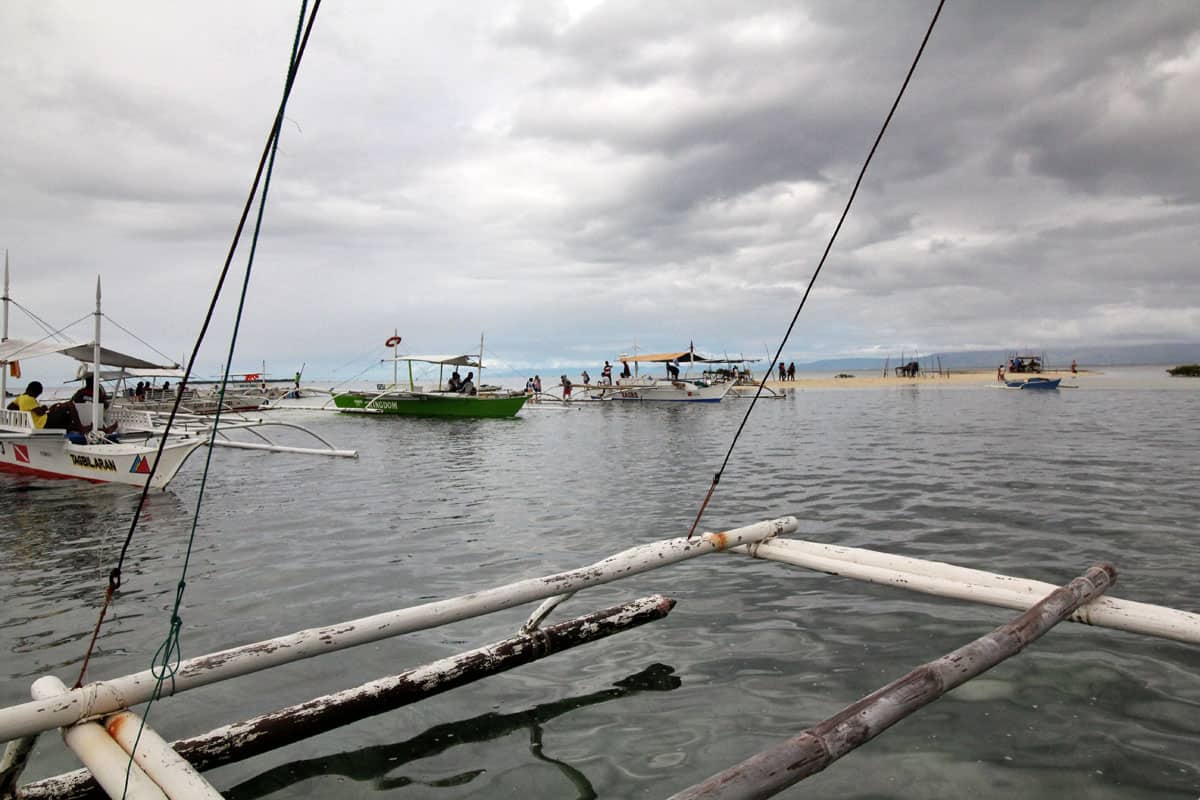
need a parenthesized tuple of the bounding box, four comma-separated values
(735, 538, 1200, 644)
(30, 677, 167, 800)
(20, 595, 677, 800)
(0, 518, 793, 742)
(668, 564, 1116, 800)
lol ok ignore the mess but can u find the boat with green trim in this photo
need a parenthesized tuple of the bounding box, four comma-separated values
(331, 337, 529, 419)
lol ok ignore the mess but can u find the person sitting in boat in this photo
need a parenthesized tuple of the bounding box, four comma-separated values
(71, 374, 110, 406)
(6, 381, 49, 428)
(135, 381, 146, 401)
(70, 375, 119, 433)
(459, 372, 476, 395)
(447, 371, 462, 392)
(8, 380, 92, 432)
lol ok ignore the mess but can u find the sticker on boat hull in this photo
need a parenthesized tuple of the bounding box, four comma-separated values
(130, 454, 152, 474)
(69, 454, 118, 472)
(14, 444, 30, 463)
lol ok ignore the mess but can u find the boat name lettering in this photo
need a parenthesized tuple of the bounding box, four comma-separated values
(69, 454, 118, 472)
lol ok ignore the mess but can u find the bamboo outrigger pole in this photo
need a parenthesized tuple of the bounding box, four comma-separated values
(668, 563, 1117, 800)
(19, 595, 676, 800)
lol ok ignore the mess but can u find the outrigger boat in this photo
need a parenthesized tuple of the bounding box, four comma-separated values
(331, 335, 528, 419)
(0, 268, 356, 488)
(1004, 376, 1062, 390)
(584, 348, 731, 403)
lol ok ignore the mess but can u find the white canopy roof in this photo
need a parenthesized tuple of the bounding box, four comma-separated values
(0, 337, 179, 371)
(95, 367, 187, 380)
(386, 354, 481, 367)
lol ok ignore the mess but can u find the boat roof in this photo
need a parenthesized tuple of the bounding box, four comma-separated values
(616, 350, 717, 364)
(386, 354, 481, 367)
(0, 337, 177, 371)
(94, 367, 187, 380)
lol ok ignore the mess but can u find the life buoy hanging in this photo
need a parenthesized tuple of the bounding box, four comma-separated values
(385, 335, 403, 348)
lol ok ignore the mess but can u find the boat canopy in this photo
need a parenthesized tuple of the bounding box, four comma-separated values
(93, 367, 187, 381)
(616, 351, 717, 364)
(386, 354, 482, 367)
(0, 337, 178, 371)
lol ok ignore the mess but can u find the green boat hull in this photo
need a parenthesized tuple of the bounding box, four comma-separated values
(333, 391, 528, 419)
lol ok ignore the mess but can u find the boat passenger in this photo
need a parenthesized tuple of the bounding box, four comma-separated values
(601, 361, 612, 384)
(667, 360, 680, 380)
(561, 375, 572, 399)
(6, 381, 48, 428)
(459, 372, 476, 395)
(448, 371, 462, 392)
(71, 374, 110, 406)
(69, 375, 118, 433)
(8, 381, 92, 432)
(621, 360, 631, 378)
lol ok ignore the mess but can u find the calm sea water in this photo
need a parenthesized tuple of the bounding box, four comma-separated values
(2, 366, 1198, 798)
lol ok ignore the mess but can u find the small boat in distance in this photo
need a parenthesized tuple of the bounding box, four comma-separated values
(331, 335, 529, 419)
(1004, 376, 1062, 390)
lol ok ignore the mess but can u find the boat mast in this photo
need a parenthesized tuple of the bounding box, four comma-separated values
(91, 276, 102, 435)
(1, 251, 9, 402)
(478, 332, 484, 389)
(392, 328, 399, 389)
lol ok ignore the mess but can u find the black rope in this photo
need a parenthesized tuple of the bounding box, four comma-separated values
(687, 0, 947, 539)
(73, 0, 323, 688)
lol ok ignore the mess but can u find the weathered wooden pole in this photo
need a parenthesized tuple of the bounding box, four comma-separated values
(669, 564, 1116, 800)
(0, 518, 792, 742)
(736, 538, 1200, 644)
(20, 595, 676, 800)
(0, 735, 37, 800)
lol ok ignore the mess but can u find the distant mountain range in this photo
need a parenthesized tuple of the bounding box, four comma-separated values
(793, 342, 1200, 372)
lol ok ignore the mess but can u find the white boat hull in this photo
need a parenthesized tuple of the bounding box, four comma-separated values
(0, 430, 202, 488)
(588, 378, 731, 403)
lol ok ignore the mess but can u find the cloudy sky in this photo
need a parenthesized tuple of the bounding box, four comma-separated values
(2, 1, 1197, 382)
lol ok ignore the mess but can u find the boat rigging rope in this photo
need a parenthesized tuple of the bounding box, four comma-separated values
(100, 313, 181, 365)
(8, 303, 85, 342)
(72, 1, 321, 696)
(686, 0, 947, 539)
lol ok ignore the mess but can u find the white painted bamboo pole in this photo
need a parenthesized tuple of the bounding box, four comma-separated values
(20, 595, 677, 800)
(104, 711, 223, 800)
(669, 564, 1117, 800)
(30, 677, 167, 800)
(734, 538, 1200, 645)
(0, 517, 796, 741)
(205, 439, 358, 458)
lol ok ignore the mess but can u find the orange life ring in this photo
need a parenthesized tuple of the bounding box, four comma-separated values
(384, 335, 403, 348)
